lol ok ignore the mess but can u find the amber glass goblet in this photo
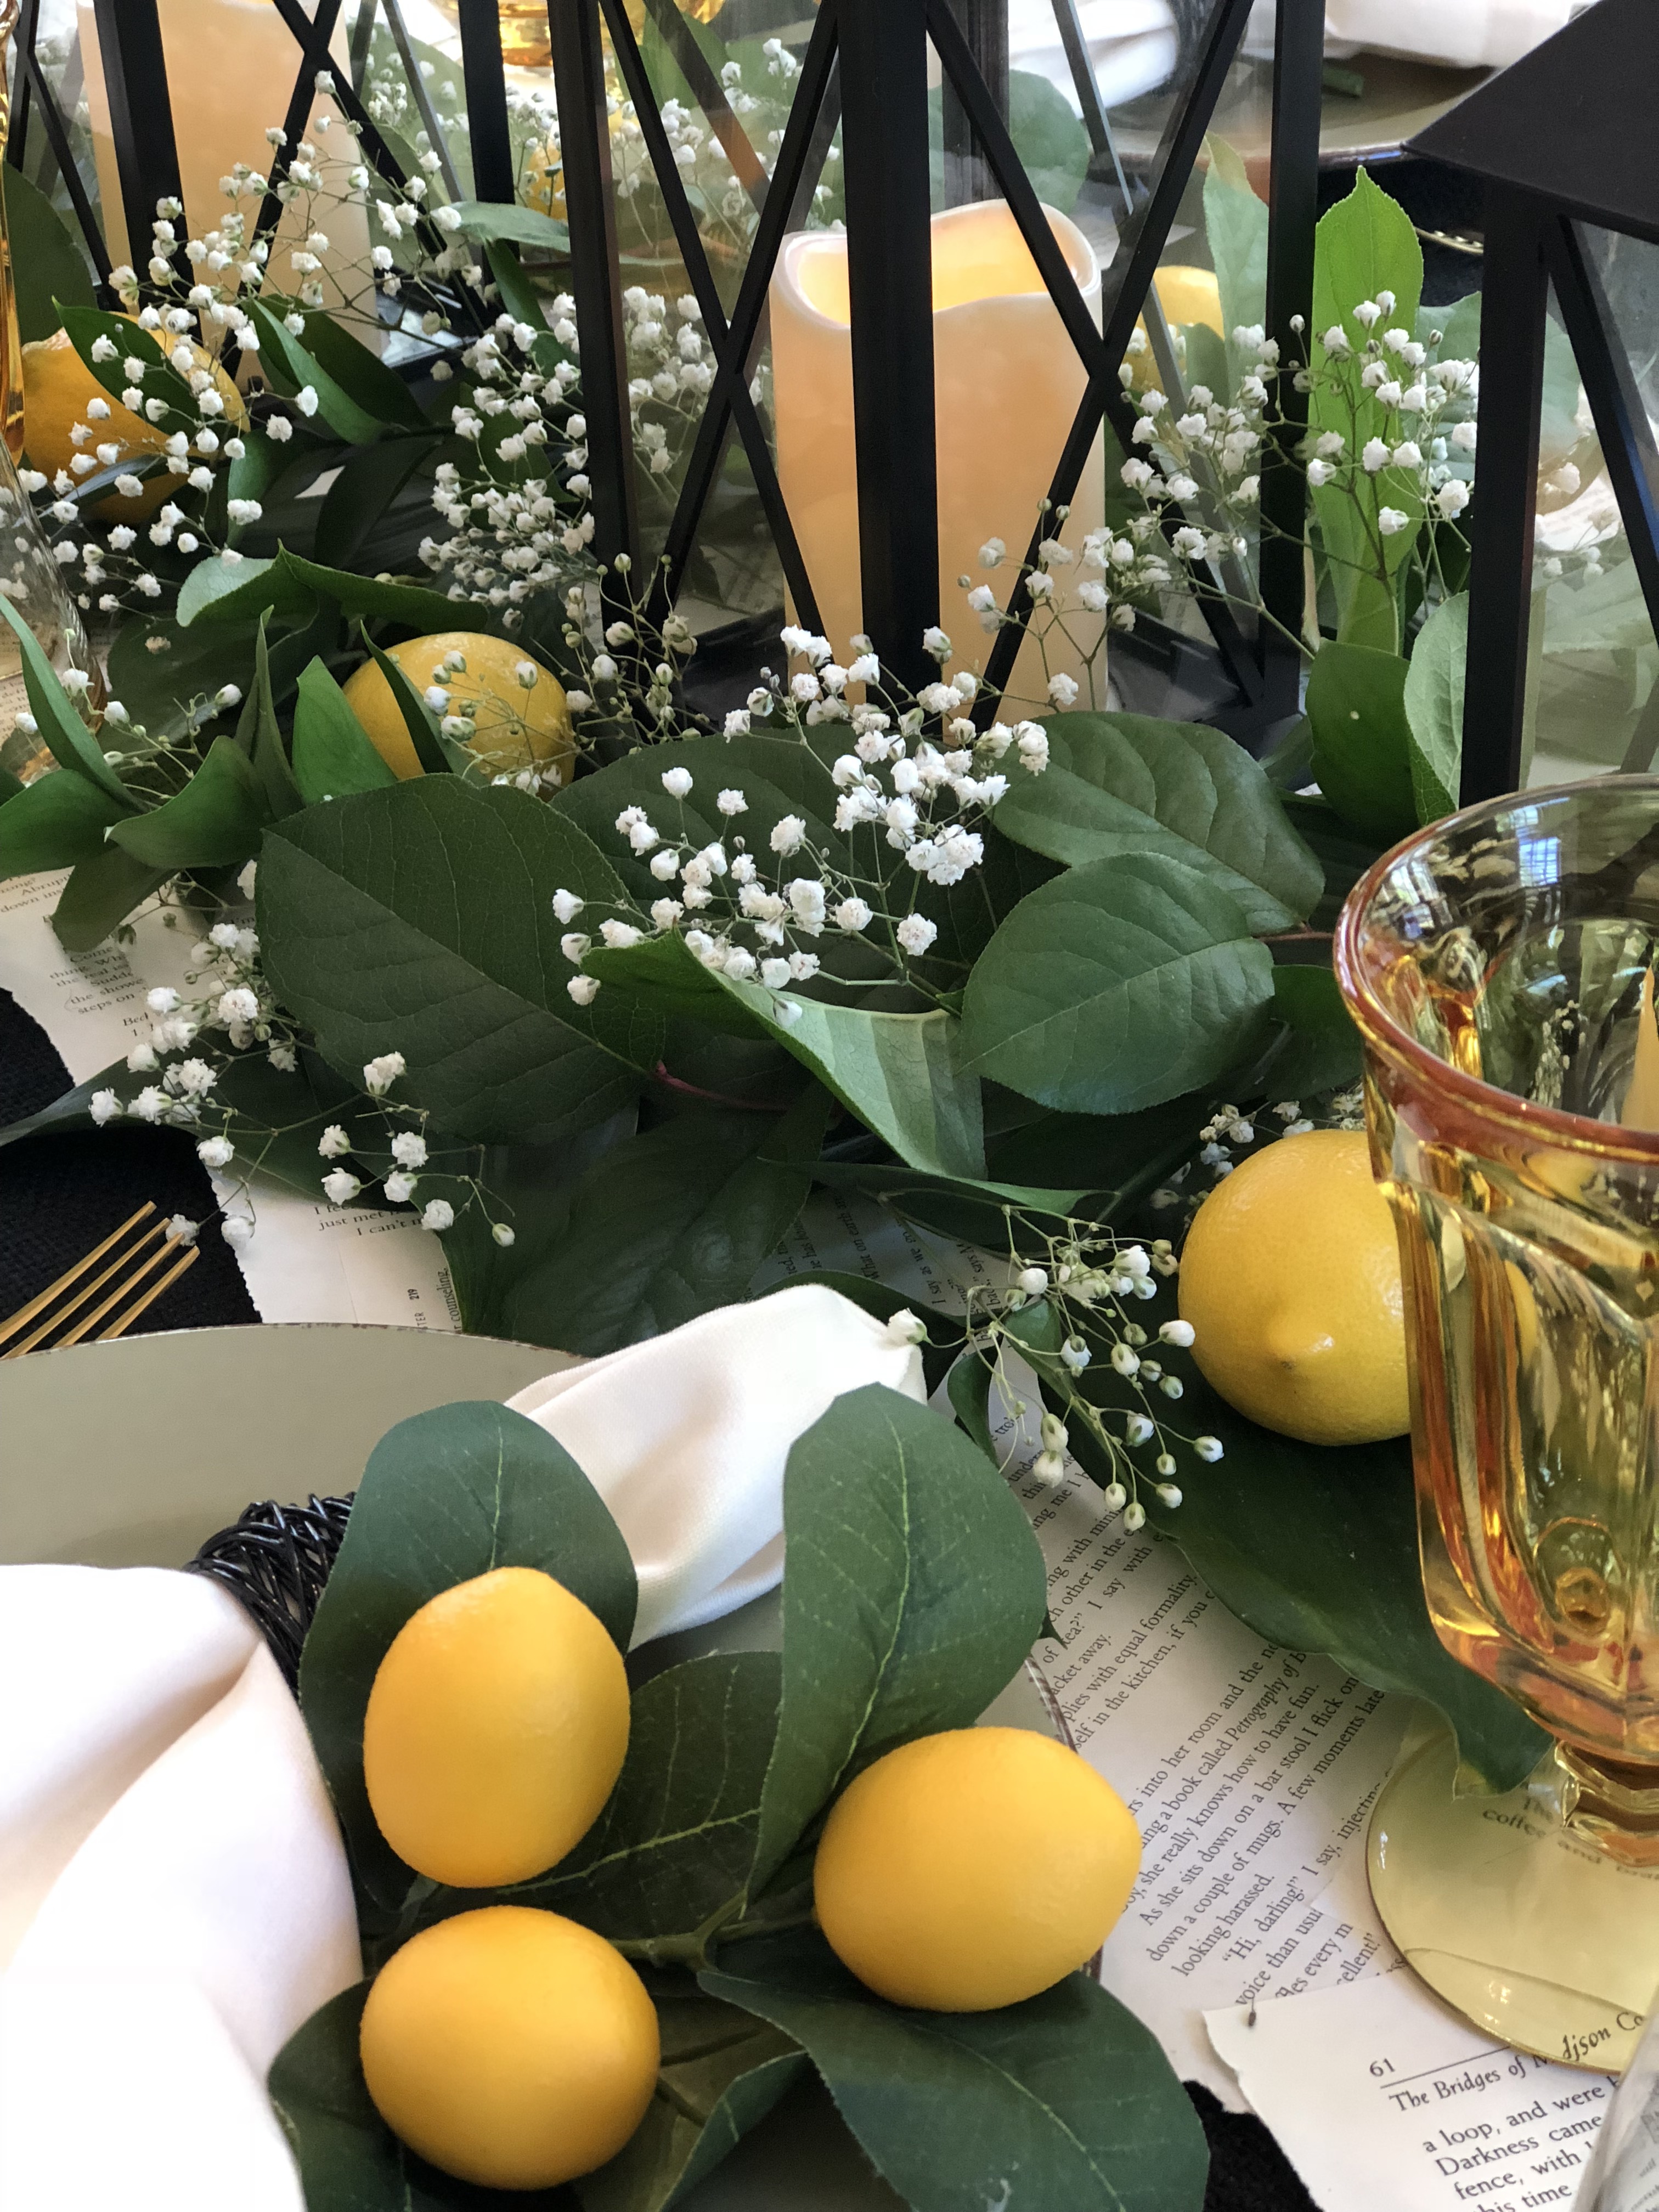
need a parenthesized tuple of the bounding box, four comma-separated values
(1336, 777, 1659, 2070)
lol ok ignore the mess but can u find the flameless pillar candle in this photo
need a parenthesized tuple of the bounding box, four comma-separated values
(77, 0, 375, 331)
(770, 200, 1104, 707)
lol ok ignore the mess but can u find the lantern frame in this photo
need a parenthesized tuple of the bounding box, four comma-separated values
(1410, 0, 1659, 803)
(7, 0, 1324, 724)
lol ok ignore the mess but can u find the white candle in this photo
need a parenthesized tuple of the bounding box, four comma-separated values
(770, 198, 1105, 708)
(77, 0, 375, 333)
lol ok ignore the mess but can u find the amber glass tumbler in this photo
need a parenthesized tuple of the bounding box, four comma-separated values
(1336, 778, 1659, 1860)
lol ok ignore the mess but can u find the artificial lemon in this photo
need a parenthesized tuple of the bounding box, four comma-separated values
(342, 630, 577, 785)
(360, 1906, 659, 2190)
(363, 1565, 629, 1888)
(812, 1727, 1141, 2011)
(1177, 1127, 1409, 1446)
(22, 325, 245, 520)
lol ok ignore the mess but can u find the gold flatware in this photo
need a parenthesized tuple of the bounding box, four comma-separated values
(0, 1203, 200, 1358)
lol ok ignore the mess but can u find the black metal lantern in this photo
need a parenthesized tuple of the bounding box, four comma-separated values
(8, 0, 1325, 725)
(1411, 0, 1659, 803)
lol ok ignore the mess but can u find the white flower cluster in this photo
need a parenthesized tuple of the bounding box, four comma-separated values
(549, 615, 1051, 1004)
(957, 1223, 1223, 1527)
(966, 522, 1177, 710)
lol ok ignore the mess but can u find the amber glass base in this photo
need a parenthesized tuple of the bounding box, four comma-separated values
(1369, 1723, 1659, 2072)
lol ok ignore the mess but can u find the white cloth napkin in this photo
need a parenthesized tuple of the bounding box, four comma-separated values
(0, 1286, 926, 2205)
(507, 1282, 927, 1645)
(1244, 0, 1577, 69)
(1008, 0, 1178, 115)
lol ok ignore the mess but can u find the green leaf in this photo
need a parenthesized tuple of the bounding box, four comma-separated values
(557, 733, 843, 909)
(1006, 70, 1090, 214)
(578, 1983, 805, 2212)
(502, 1087, 825, 1356)
(0, 769, 129, 879)
(1278, 793, 1387, 935)
(360, 629, 458, 777)
(51, 847, 170, 951)
(0, 595, 128, 804)
(703, 1933, 1207, 2212)
(290, 656, 400, 803)
(7, 170, 95, 339)
(1310, 169, 1425, 650)
(314, 437, 436, 574)
(989, 712, 1322, 931)
(109, 735, 268, 870)
(270, 1983, 570, 2211)
(587, 933, 985, 1182)
(1076, 1276, 1546, 1792)
(300, 309, 433, 433)
(513, 1653, 782, 1944)
(258, 779, 659, 1146)
(246, 300, 385, 445)
(177, 546, 495, 640)
(960, 853, 1277, 1115)
(1403, 592, 1466, 823)
(946, 1351, 997, 1462)
(1305, 641, 1418, 844)
(1259, 962, 1362, 1097)
(1202, 135, 1269, 385)
(176, 552, 308, 631)
(748, 1384, 1047, 1897)
(58, 303, 198, 436)
(452, 198, 572, 253)
(241, 616, 304, 820)
(299, 1399, 637, 1915)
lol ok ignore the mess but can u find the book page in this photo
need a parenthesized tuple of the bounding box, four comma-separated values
(0, 869, 456, 1331)
(1207, 1967, 1612, 2212)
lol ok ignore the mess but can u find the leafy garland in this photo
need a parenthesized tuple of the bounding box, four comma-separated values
(0, 55, 1573, 2209)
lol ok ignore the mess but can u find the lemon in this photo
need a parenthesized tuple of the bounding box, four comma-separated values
(1177, 1127, 1409, 1446)
(1126, 267, 1224, 390)
(360, 1906, 659, 2190)
(342, 631, 577, 786)
(22, 325, 245, 521)
(363, 1565, 629, 1888)
(812, 1728, 1141, 2011)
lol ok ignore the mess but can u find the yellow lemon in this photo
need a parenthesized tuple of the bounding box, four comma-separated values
(363, 1565, 629, 1888)
(1177, 1127, 1409, 1446)
(342, 631, 577, 786)
(812, 1728, 1141, 2011)
(1125, 266, 1225, 389)
(360, 1906, 659, 2190)
(22, 325, 246, 521)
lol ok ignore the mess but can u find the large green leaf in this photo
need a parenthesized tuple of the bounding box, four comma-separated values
(452, 198, 572, 253)
(298, 1399, 637, 1919)
(1305, 641, 1418, 845)
(7, 169, 95, 340)
(512, 1653, 782, 1945)
(749, 1385, 1047, 1898)
(1203, 135, 1269, 386)
(247, 300, 386, 445)
(178, 546, 495, 639)
(290, 656, 401, 803)
(1310, 168, 1425, 650)
(588, 932, 986, 1181)
(51, 846, 170, 952)
(989, 712, 1322, 931)
(1403, 592, 1466, 823)
(269, 1983, 569, 2211)
(0, 596, 129, 805)
(1074, 1276, 1546, 1791)
(578, 1982, 804, 2212)
(703, 1934, 1207, 2212)
(501, 1087, 825, 1356)
(300, 309, 434, 433)
(109, 735, 267, 870)
(0, 769, 128, 878)
(960, 853, 1276, 1115)
(257, 780, 660, 1147)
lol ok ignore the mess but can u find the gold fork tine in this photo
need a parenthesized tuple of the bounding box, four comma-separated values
(47, 1231, 198, 1352)
(95, 1242, 200, 1342)
(2, 1218, 173, 1358)
(0, 1203, 157, 1352)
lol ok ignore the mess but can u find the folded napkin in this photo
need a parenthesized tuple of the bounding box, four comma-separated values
(507, 1282, 927, 1644)
(1244, 0, 1577, 69)
(0, 1286, 926, 2206)
(1008, 0, 1178, 116)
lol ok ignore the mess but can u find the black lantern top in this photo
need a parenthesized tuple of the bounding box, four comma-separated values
(1410, 0, 1659, 244)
